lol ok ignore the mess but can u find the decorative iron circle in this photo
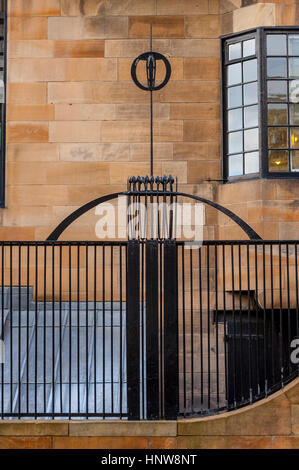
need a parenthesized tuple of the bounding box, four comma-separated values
(131, 51, 171, 91)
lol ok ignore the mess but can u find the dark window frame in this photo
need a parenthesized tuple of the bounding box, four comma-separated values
(0, 1, 6, 207)
(221, 26, 299, 183)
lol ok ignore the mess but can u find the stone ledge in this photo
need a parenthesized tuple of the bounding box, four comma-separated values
(69, 421, 177, 437)
(0, 421, 69, 436)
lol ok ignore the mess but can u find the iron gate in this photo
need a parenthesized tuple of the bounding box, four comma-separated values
(0, 240, 298, 420)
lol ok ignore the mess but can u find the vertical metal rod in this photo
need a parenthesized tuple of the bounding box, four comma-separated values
(18, 245, 21, 418)
(190, 249, 194, 413)
(230, 244, 236, 407)
(59, 245, 62, 414)
(126, 240, 140, 420)
(254, 245, 260, 396)
(150, 24, 153, 177)
(182, 246, 186, 415)
(119, 245, 123, 418)
(43, 245, 46, 413)
(68, 245, 72, 418)
(9, 245, 12, 414)
(26, 245, 30, 414)
(262, 244, 267, 396)
(86, 245, 89, 417)
(215, 245, 219, 408)
(207, 245, 211, 409)
(102, 246, 106, 418)
(279, 243, 283, 385)
(34, 245, 38, 418)
(199, 247, 203, 410)
(94, 245, 97, 415)
(164, 240, 178, 420)
(77, 245, 80, 414)
(246, 244, 252, 403)
(1, 245, 4, 418)
(238, 244, 244, 402)
(52, 244, 55, 418)
(110, 245, 114, 415)
(145, 240, 159, 419)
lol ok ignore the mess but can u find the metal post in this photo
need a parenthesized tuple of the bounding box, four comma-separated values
(146, 240, 159, 419)
(126, 240, 140, 420)
(164, 240, 179, 419)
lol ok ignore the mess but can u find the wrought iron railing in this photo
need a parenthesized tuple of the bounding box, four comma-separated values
(0, 240, 297, 420)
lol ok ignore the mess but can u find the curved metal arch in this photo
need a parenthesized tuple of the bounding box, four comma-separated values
(46, 191, 262, 241)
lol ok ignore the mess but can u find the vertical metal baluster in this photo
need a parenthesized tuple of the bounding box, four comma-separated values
(182, 246, 186, 415)
(77, 245, 80, 414)
(26, 245, 30, 415)
(94, 245, 97, 416)
(52, 244, 55, 418)
(215, 244, 219, 409)
(190, 249, 194, 414)
(247, 244, 252, 403)
(34, 245, 38, 418)
(9, 246, 12, 415)
(110, 245, 114, 415)
(199, 247, 203, 410)
(262, 244, 267, 396)
(68, 245, 72, 419)
(238, 244, 244, 403)
(43, 245, 47, 414)
(207, 245, 210, 409)
(18, 245, 21, 418)
(119, 245, 123, 418)
(230, 244, 236, 408)
(141, 241, 144, 418)
(59, 245, 62, 415)
(279, 243, 283, 385)
(86, 245, 89, 418)
(222, 244, 228, 410)
(286, 244, 291, 378)
(270, 244, 275, 386)
(254, 245, 260, 397)
(160, 241, 163, 417)
(102, 246, 105, 419)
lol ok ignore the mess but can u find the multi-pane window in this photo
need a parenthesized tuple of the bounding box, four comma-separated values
(267, 32, 299, 173)
(222, 28, 299, 181)
(224, 33, 260, 178)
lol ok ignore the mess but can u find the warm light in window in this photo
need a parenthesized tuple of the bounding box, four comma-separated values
(275, 160, 281, 165)
(291, 133, 298, 147)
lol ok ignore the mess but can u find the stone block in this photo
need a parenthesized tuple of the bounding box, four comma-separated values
(48, 16, 128, 40)
(7, 105, 55, 121)
(177, 436, 227, 449)
(0, 227, 35, 241)
(184, 120, 221, 141)
(2, 206, 54, 227)
(0, 437, 52, 449)
(170, 103, 220, 120)
(55, 104, 116, 121)
(115, 103, 170, 121)
(157, 0, 209, 15)
(185, 15, 221, 38)
(8, 17, 48, 40)
(54, 40, 105, 58)
(48, 82, 145, 104)
(0, 421, 68, 436)
(8, 0, 60, 16)
(178, 415, 226, 436)
(129, 16, 184, 38)
(225, 436, 272, 449)
(188, 161, 220, 183)
(8, 186, 68, 207)
(158, 81, 219, 103)
(8, 58, 67, 82)
(7, 83, 47, 105)
(7, 122, 49, 143)
(272, 437, 299, 449)
(170, 39, 219, 58)
(233, 3, 275, 31)
(173, 142, 220, 160)
(59, 143, 130, 161)
(49, 121, 100, 143)
(8, 40, 54, 58)
(184, 58, 220, 80)
(148, 438, 177, 449)
(100, 120, 183, 143)
(53, 437, 148, 449)
(66, 58, 117, 81)
(69, 421, 177, 436)
(130, 143, 173, 161)
(97, 0, 156, 16)
(109, 162, 162, 184)
(7, 143, 59, 162)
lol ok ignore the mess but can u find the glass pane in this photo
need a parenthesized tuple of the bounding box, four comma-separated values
(244, 105, 258, 128)
(289, 35, 299, 56)
(267, 58, 287, 78)
(268, 127, 288, 148)
(227, 85, 242, 108)
(267, 34, 286, 56)
(243, 59, 257, 82)
(245, 152, 259, 174)
(290, 104, 299, 125)
(290, 127, 299, 148)
(228, 131, 243, 154)
(244, 82, 258, 105)
(229, 42, 241, 60)
(289, 58, 299, 78)
(268, 103, 288, 125)
(289, 80, 299, 103)
(290, 151, 299, 171)
(227, 63, 242, 86)
(267, 80, 287, 102)
(228, 108, 243, 131)
(243, 39, 255, 57)
(268, 150, 289, 172)
(229, 154, 243, 176)
(244, 128, 258, 151)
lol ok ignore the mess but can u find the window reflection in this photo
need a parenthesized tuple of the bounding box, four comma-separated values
(267, 58, 287, 78)
(245, 152, 259, 174)
(269, 150, 289, 172)
(229, 42, 241, 60)
(267, 80, 287, 102)
(228, 131, 243, 154)
(229, 154, 243, 176)
(228, 108, 243, 131)
(244, 105, 258, 128)
(268, 103, 288, 125)
(244, 82, 258, 105)
(228, 85, 242, 108)
(291, 151, 299, 171)
(244, 128, 258, 151)
(267, 34, 287, 56)
(268, 127, 288, 148)
(243, 39, 255, 57)
(228, 63, 242, 86)
(243, 59, 257, 82)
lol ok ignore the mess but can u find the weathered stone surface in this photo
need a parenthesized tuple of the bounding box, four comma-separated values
(53, 437, 148, 449)
(157, 0, 209, 15)
(48, 16, 128, 40)
(69, 421, 177, 437)
(185, 15, 221, 38)
(59, 143, 130, 161)
(0, 421, 68, 436)
(233, 3, 275, 31)
(7, 105, 55, 121)
(8, 0, 60, 16)
(184, 58, 220, 80)
(129, 16, 184, 38)
(49, 121, 100, 143)
(7, 122, 49, 143)
(7, 143, 59, 162)
(8, 17, 48, 40)
(7, 83, 47, 105)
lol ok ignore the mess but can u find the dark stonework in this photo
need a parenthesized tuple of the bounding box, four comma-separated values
(242, 0, 258, 6)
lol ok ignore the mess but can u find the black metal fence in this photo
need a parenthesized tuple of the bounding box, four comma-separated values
(0, 240, 297, 420)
